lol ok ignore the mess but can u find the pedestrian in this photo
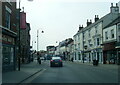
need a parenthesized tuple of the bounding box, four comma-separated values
(71, 57, 73, 62)
(37, 57, 41, 64)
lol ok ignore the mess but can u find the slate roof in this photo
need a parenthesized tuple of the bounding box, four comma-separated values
(104, 16, 120, 29)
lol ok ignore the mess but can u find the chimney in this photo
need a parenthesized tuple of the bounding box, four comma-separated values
(78, 25, 83, 32)
(116, 3, 118, 7)
(79, 25, 83, 30)
(110, 3, 119, 13)
(95, 15, 99, 22)
(87, 19, 92, 26)
(111, 3, 113, 7)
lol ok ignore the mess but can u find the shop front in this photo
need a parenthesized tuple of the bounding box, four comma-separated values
(103, 42, 117, 64)
(2, 31, 17, 72)
(116, 42, 120, 65)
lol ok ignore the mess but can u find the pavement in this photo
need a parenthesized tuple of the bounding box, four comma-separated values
(70, 60, 119, 70)
(2, 60, 45, 84)
(2, 59, 119, 84)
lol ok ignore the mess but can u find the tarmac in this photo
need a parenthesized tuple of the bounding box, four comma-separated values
(2, 59, 119, 84)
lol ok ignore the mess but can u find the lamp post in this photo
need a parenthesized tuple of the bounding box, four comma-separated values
(56, 41, 60, 55)
(37, 29, 44, 51)
(18, 0, 21, 71)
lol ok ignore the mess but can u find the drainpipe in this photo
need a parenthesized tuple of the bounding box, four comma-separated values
(82, 30, 84, 63)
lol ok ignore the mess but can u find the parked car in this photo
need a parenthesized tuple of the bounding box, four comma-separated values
(50, 57, 63, 67)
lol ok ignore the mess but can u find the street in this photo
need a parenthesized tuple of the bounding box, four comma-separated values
(21, 60, 118, 83)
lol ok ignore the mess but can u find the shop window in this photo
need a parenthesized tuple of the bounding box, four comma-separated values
(2, 46, 14, 65)
(3, 46, 10, 65)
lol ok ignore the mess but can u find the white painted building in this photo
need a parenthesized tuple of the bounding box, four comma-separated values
(73, 3, 120, 64)
(103, 25, 117, 42)
(103, 17, 120, 64)
(73, 26, 84, 62)
(118, 1, 120, 13)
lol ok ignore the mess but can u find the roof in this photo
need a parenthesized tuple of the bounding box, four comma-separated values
(104, 16, 120, 29)
(83, 13, 120, 32)
(73, 12, 120, 37)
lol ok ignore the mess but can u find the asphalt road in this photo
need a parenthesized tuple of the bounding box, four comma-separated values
(25, 60, 118, 83)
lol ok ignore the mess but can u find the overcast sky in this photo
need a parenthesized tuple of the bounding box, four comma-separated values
(17, 0, 120, 51)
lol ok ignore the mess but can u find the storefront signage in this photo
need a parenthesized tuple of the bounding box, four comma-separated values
(2, 34, 15, 45)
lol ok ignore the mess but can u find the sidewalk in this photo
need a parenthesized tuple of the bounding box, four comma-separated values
(69, 61, 119, 70)
(2, 60, 44, 84)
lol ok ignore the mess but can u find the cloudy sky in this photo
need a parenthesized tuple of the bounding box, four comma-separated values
(17, 0, 120, 51)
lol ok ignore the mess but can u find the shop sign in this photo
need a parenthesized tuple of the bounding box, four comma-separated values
(2, 34, 15, 45)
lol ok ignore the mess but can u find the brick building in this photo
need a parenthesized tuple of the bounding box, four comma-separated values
(0, 1, 18, 72)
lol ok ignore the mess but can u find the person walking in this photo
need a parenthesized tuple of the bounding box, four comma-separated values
(37, 57, 41, 64)
(71, 57, 73, 62)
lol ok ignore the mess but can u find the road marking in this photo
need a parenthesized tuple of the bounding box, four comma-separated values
(18, 68, 46, 84)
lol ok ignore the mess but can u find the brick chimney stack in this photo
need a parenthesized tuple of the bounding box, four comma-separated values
(95, 15, 99, 22)
(87, 19, 92, 26)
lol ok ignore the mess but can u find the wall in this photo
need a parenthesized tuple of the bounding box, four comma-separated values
(0, 1, 2, 25)
(103, 25, 117, 42)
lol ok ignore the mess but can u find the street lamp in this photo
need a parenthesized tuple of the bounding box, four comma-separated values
(37, 29, 44, 51)
(32, 41, 36, 50)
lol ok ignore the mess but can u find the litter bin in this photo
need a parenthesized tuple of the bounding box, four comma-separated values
(93, 60, 96, 65)
(93, 60, 98, 66)
(96, 60, 98, 66)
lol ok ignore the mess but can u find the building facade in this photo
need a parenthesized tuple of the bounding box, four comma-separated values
(1, 1, 18, 72)
(73, 3, 120, 64)
(20, 23, 31, 63)
(103, 17, 120, 64)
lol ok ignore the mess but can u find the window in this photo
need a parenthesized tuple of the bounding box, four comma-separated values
(95, 25, 98, 34)
(97, 38, 100, 46)
(78, 35, 80, 41)
(5, 11, 11, 29)
(94, 39, 96, 46)
(105, 31, 108, 40)
(88, 40, 92, 47)
(88, 30, 91, 38)
(118, 36, 120, 42)
(111, 29, 114, 38)
(78, 43, 80, 48)
(118, 23, 120, 29)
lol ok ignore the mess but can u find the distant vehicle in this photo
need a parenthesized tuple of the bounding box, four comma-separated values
(50, 57, 63, 67)
(46, 55, 52, 60)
